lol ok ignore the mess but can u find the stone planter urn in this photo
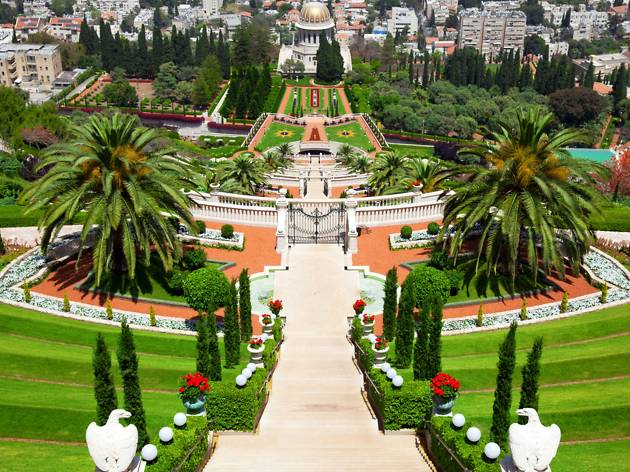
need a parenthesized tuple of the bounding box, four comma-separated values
(372, 345, 389, 368)
(361, 320, 374, 337)
(260, 314, 274, 335)
(182, 396, 206, 416)
(433, 395, 458, 416)
(248, 344, 265, 367)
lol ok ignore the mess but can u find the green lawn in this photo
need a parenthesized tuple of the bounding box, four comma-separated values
(0, 204, 86, 228)
(590, 203, 630, 232)
(0, 303, 253, 468)
(256, 122, 304, 151)
(383, 304, 630, 471)
(326, 122, 373, 151)
(302, 87, 328, 115)
(282, 86, 301, 115)
(386, 143, 435, 158)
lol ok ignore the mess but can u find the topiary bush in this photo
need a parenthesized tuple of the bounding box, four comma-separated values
(183, 267, 230, 312)
(166, 269, 188, 294)
(221, 224, 234, 239)
(403, 264, 451, 308)
(445, 269, 463, 295)
(195, 220, 206, 234)
(181, 248, 207, 271)
(427, 222, 440, 235)
(430, 249, 449, 270)
(145, 416, 208, 472)
(370, 372, 433, 430)
(400, 225, 413, 240)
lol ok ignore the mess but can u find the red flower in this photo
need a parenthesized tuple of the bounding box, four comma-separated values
(261, 314, 273, 325)
(353, 299, 367, 314)
(373, 337, 388, 350)
(248, 337, 264, 347)
(268, 299, 283, 314)
(430, 372, 460, 399)
(178, 372, 210, 399)
(362, 314, 375, 323)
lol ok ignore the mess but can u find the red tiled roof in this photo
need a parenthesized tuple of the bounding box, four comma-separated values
(15, 16, 42, 29)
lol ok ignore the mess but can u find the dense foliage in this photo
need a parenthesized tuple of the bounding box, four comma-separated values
(92, 333, 118, 426)
(223, 280, 241, 368)
(394, 284, 415, 368)
(183, 266, 230, 313)
(239, 269, 253, 341)
(518, 337, 544, 423)
(382, 267, 398, 341)
(403, 264, 451, 308)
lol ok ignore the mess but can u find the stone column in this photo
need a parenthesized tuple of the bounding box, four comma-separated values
(276, 188, 289, 254)
(299, 171, 306, 197)
(412, 183, 423, 203)
(345, 189, 358, 253)
(210, 183, 220, 202)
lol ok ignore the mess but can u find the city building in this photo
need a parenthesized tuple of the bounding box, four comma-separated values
(22, 0, 50, 17)
(457, 8, 526, 58)
(574, 52, 630, 77)
(0, 43, 63, 86)
(425, 0, 456, 26)
(47, 17, 83, 43)
(203, 0, 223, 16)
(14, 16, 44, 41)
(386, 7, 418, 36)
(277, 1, 351, 75)
(74, 0, 139, 16)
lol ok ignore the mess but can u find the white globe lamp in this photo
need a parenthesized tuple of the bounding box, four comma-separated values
(159, 427, 173, 443)
(247, 362, 257, 372)
(367, 334, 377, 343)
(173, 412, 187, 427)
(380, 362, 391, 373)
(466, 427, 481, 443)
(236, 374, 247, 387)
(242, 367, 253, 379)
(392, 375, 403, 387)
(386, 368, 397, 380)
(484, 442, 501, 460)
(452, 413, 465, 429)
(141, 444, 158, 462)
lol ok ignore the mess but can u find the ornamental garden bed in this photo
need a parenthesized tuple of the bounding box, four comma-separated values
(255, 122, 305, 151)
(179, 228, 245, 250)
(325, 122, 373, 151)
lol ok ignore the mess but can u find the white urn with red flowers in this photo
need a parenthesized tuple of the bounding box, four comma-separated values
(371, 337, 389, 367)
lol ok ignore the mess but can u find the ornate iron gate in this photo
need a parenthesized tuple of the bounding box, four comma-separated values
(289, 203, 346, 245)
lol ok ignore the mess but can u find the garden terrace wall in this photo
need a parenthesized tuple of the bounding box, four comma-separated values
(207, 121, 252, 133)
(58, 106, 204, 122)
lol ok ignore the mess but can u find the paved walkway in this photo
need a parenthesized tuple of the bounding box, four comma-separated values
(205, 245, 430, 471)
(302, 117, 328, 143)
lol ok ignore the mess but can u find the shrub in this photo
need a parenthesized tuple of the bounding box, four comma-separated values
(221, 224, 234, 239)
(491, 322, 517, 446)
(205, 369, 267, 431)
(183, 267, 230, 313)
(207, 311, 222, 381)
(400, 225, 412, 240)
(395, 284, 415, 368)
(63, 292, 71, 312)
(520, 299, 528, 321)
(262, 338, 278, 370)
(166, 269, 187, 294)
(382, 267, 398, 341)
(430, 249, 449, 270)
(145, 416, 208, 472)
(272, 317, 283, 343)
(560, 291, 569, 313)
(93, 333, 118, 426)
(600, 283, 608, 304)
(403, 264, 451, 308)
(371, 372, 433, 430)
(351, 316, 362, 343)
(239, 269, 252, 341)
(476, 304, 484, 327)
(445, 269, 463, 295)
(223, 280, 240, 368)
(22, 284, 31, 303)
(149, 306, 157, 327)
(195, 220, 206, 234)
(427, 222, 440, 235)
(181, 248, 207, 271)
(105, 299, 113, 320)
(356, 337, 374, 371)
(518, 337, 543, 425)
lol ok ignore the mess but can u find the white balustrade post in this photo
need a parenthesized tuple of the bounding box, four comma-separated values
(412, 183, 423, 203)
(299, 171, 306, 198)
(345, 189, 359, 253)
(210, 183, 220, 202)
(275, 188, 289, 254)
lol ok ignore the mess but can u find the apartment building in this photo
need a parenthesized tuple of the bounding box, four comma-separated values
(387, 7, 418, 36)
(425, 0, 457, 26)
(203, 0, 224, 16)
(0, 43, 62, 86)
(47, 17, 83, 43)
(457, 8, 526, 58)
(14, 16, 44, 41)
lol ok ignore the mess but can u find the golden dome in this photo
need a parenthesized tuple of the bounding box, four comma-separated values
(299, 2, 331, 23)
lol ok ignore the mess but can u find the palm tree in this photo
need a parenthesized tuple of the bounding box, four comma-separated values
(442, 107, 606, 285)
(276, 143, 293, 159)
(21, 113, 196, 286)
(336, 143, 356, 167)
(262, 151, 291, 174)
(367, 150, 412, 195)
(349, 155, 371, 174)
(395, 157, 458, 193)
(217, 153, 266, 194)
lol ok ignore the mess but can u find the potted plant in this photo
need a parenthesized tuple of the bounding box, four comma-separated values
(268, 299, 283, 316)
(260, 314, 274, 335)
(361, 313, 375, 337)
(247, 337, 265, 366)
(353, 299, 366, 316)
(371, 337, 389, 367)
(178, 372, 210, 416)
(431, 372, 460, 416)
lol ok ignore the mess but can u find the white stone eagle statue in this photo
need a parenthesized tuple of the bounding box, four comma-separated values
(86, 409, 139, 472)
(503, 408, 561, 472)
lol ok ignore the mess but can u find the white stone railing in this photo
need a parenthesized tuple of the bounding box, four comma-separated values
(356, 200, 445, 227)
(191, 200, 277, 227)
(265, 175, 300, 187)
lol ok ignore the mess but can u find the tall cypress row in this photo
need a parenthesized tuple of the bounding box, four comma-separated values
(223, 280, 241, 368)
(208, 311, 222, 381)
(413, 303, 430, 380)
(491, 322, 518, 445)
(93, 333, 118, 426)
(196, 314, 210, 377)
(427, 298, 443, 379)
(518, 337, 544, 424)
(117, 321, 148, 447)
(394, 284, 415, 368)
(382, 267, 398, 341)
(239, 269, 252, 341)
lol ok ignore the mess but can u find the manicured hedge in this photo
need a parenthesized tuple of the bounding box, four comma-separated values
(145, 416, 208, 472)
(205, 368, 268, 431)
(429, 416, 502, 472)
(403, 264, 451, 307)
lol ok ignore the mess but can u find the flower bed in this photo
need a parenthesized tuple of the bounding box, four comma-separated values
(389, 230, 437, 250)
(179, 228, 244, 249)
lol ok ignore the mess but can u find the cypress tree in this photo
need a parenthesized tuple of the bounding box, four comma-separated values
(518, 337, 543, 424)
(151, 27, 163, 76)
(196, 314, 210, 376)
(239, 269, 252, 341)
(0, 234, 5, 255)
(427, 298, 443, 379)
(137, 25, 149, 78)
(613, 65, 627, 115)
(223, 280, 240, 367)
(93, 333, 117, 426)
(208, 311, 222, 380)
(422, 52, 430, 87)
(583, 62, 595, 88)
(413, 303, 430, 380)
(217, 30, 230, 79)
(11, 27, 17, 44)
(196, 25, 210, 65)
(382, 267, 398, 341)
(491, 322, 518, 446)
(117, 321, 148, 447)
(394, 284, 415, 368)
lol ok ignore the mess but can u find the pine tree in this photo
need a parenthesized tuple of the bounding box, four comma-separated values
(394, 284, 415, 368)
(93, 333, 117, 426)
(196, 314, 210, 376)
(583, 62, 595, 89)
(117, 321, 148, 447)
(491, 322, 518, 446)
(427, 298, 443, 378)
(518, 337, 543, 424)
(196, 26, 210, 65)
(413, 303, 430, 380)
(223, 280, 240, 368)
(382, 267, 398, 341)
(208, 311, 222, 380)
(239, 269, 253, 341)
